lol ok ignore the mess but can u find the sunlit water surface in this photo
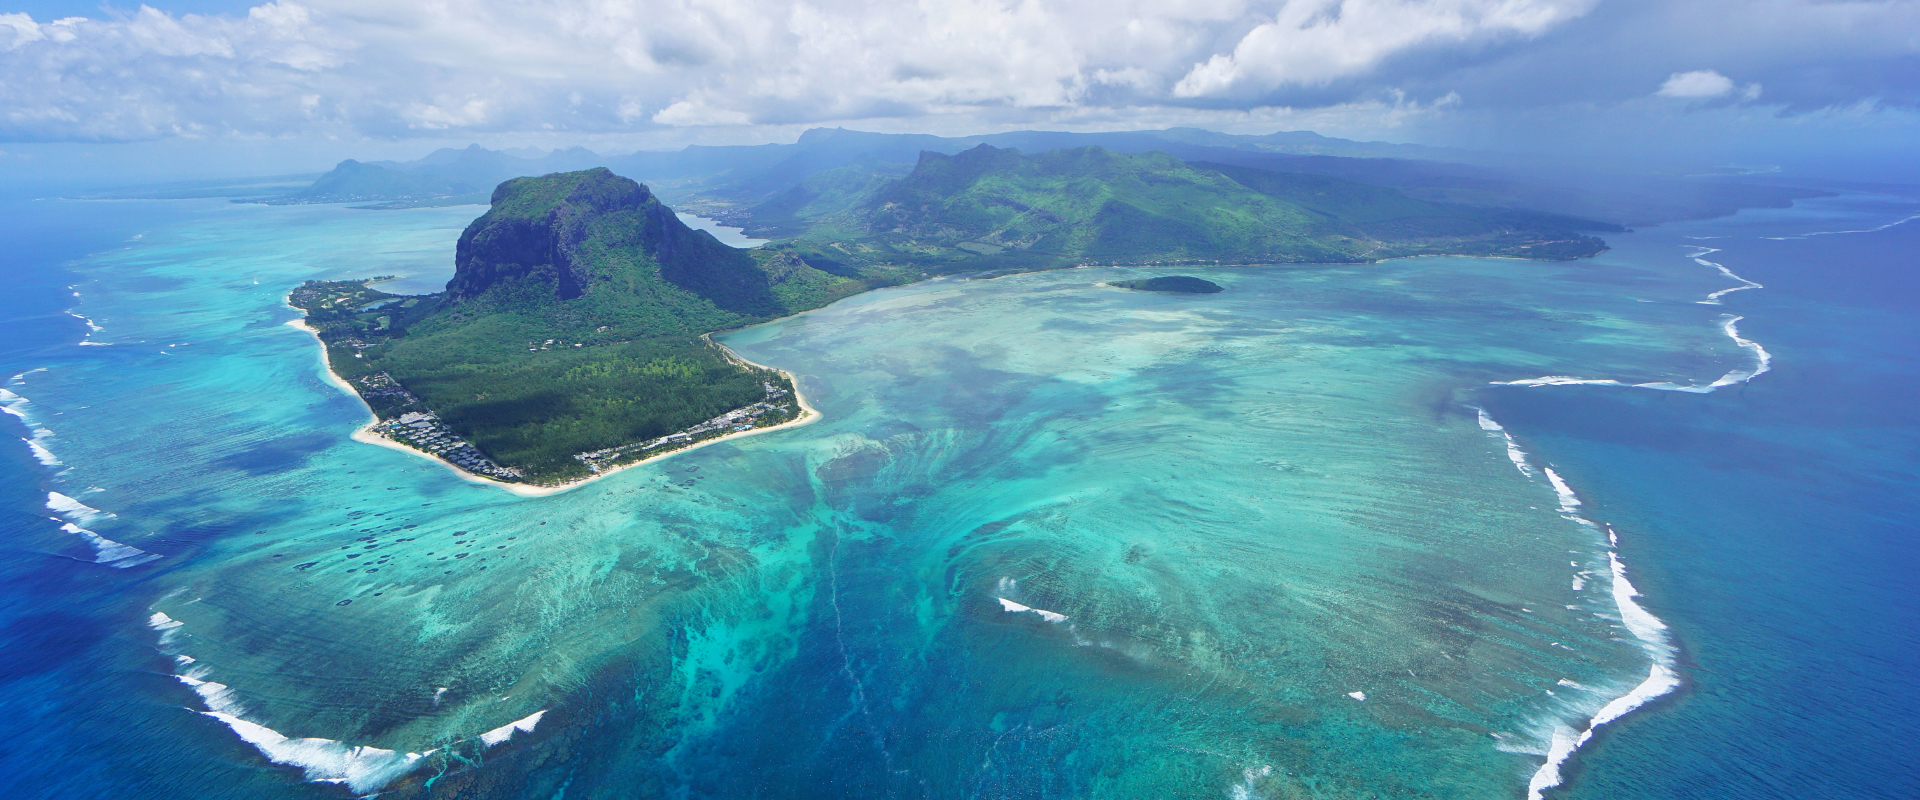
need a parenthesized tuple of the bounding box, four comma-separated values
(0, 194, 1912, 799)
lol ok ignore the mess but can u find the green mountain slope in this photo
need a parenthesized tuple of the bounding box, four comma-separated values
(293, 168, 882, 483)
(753, 145, 1615, 272)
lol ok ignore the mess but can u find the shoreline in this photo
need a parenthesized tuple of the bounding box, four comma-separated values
(288, 313, 820, 498)
(962, 251, 1599, 283)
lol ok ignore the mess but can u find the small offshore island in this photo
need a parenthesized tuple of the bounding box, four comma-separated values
(294, 150, 1619, 488)
(1109, 276, 1224, 293)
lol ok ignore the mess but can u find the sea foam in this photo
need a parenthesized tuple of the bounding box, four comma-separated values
(0, 386, 30, 420)
(24, 430, 61, 466)
(58, 521, 158, 568)
(1493, 245, 1773, 395)
(1473, 406, 1535, 475)
(1476, 416, 1682, 800)
(1689, 248, 1763, 306)
(997, 597, 1069, 623)
(47, 491, 114, 525)
(1761, 211, 1920, 240)
(148, 611, 547, 793)
(1706, 316, 1771, 387)
(479, 710, 548, 747)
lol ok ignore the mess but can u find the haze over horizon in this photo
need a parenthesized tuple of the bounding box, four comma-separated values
(3, 0, 1917, 186)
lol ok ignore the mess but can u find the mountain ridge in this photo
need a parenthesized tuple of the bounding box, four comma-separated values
(755, 145, 1614, 270)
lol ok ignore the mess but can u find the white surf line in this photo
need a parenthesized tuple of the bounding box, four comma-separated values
(1494, 245, 1770, 394)
(1472, 412, 1681, 800)
(1762, 211, 1920, 240)
(0, 387, 69, 469)
(65, 287, 115, 346)
(1687, 247, 1762, 306)
(43, 492, 159, 567)
(1707, 316, 1771, 387)
(1474, 406, 1536, 476)
(6, 385, 158, 567)
(996, 597, 1070, 624)
(54, 518, 159, 568)
(147, 611, 548, 794)
(46, 490, 114, 526)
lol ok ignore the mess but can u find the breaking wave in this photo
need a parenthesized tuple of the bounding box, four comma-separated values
(46, 491, 114, 526)
(997, 597, 1070, 623)
(1473, 413, 1682, 800)
(1494, 246, 1770, 394)
(57, 520, 158, 568)
(1689, 247, 1763, 306)
(1762, 211, 1920, 240)
(147, 611, 548, 794)
(1, 386, 68, 468)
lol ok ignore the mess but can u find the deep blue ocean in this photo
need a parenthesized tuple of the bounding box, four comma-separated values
(0, 187, 1912, 800)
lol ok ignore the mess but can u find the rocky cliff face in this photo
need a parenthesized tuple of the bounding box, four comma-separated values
(445, 168, 779, 315)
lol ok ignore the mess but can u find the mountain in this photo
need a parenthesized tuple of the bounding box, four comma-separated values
(267, 129, 1824, 225)
(292, 168, 890, 483)
(271, 145, 607, 208)
(630, 127, 1476, 212)
(641, 128, 1820, 228)
(442, 167, 781, 317)
(274, 158, 483, 205)
(752, 145, 1615, 271)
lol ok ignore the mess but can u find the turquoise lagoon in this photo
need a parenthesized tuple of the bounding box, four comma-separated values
(1, 194, 1908, 799)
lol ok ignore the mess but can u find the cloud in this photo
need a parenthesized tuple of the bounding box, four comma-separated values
(0, 0, 1912, 144)
(1655, 69, 1764, 105)
(1173, 0, 1598, 98)
(1657, 70, 1735, 98)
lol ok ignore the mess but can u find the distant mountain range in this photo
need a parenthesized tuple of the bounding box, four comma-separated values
(265, 127, 1828, 227)
(756, 145, 1614, 270)
(267, 144, 607, 207)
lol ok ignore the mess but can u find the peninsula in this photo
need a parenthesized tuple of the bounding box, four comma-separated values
(296, 153, 1620, 487)
(290, 168, 880, 487)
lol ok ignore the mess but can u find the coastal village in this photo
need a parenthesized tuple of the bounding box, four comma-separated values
(375, 409, 525, 480)
(573, 381, 796, 474)
(356, 369, 797, 484)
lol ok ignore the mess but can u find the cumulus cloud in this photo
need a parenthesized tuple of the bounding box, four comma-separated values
(0, 0, 1911, 143)
(1173, 0, 1598, 98)
(1657, 70, 1733, 98)
(1656, 69, 1762, 103)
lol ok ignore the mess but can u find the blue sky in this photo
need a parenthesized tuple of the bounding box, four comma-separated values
(1, 0, 1915, 183)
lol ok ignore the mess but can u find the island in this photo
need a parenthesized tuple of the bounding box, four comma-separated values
(295, 153, 1622, 490)
(1109, 276, 1223, 293)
